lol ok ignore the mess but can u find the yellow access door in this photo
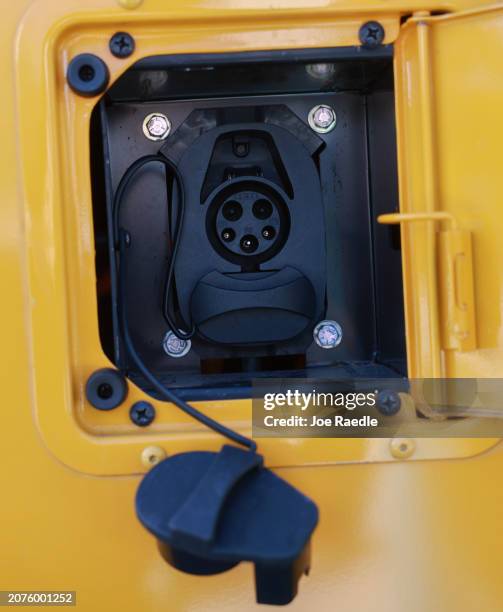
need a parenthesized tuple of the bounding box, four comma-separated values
(391, 7, 503, 381)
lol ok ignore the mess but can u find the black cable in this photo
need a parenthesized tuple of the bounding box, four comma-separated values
(118, 229, 257, 453)
(112, 154, 194, 340)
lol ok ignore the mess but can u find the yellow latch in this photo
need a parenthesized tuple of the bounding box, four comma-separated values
(378, 212, 476, 352)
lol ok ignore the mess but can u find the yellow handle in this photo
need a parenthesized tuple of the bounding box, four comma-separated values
(377, 211, 458, 230)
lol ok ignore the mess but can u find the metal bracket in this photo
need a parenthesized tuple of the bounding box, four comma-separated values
(378, 212, 477, 352)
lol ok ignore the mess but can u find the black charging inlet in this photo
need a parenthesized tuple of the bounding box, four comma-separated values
(136, 444, 318, 605)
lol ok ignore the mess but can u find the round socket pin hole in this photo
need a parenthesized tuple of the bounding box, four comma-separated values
(222, 200, 243, 221)
(240, 234, 259, 253)
(262, 226, 276, 240)
(253, 199, 273, 220)
(221, 228, 236, 242)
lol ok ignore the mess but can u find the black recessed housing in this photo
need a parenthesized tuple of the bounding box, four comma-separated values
(89, 45, 406, 401)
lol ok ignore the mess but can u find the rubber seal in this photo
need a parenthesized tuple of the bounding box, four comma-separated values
(85, 368, 128, 410)
(67, 53, 110, 97)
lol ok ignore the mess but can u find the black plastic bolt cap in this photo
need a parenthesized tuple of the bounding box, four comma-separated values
(359, 21, 385, 49)
(376, 389, 401, 416)
(67, 54, 109, 97)
(109, 32, 135, 58)
(136, 445, 319, 605)
(130, 401, 156, 427)
(86, 368, 128, 410)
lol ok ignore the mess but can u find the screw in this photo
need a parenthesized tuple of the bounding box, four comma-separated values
(130, 401, 156, 427)
(313, 320, 343, 349)
(162, 330, 191, 358)
(308, 105, 337, 134)
(142, 112, 171, 141)
(97, 383, 114, 400)
(234, 142, 249, 157)
(78, 65, 95, 82)
(141, 446, 166, 468)
(389, 438, 415, 460)
(109, 32, 135, 58)
(359, 21, 385, 49)
(376, 390, 402, 416)
(117, 0, 143, 8)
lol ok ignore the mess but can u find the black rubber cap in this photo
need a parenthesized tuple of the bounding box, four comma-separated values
(67, 53, 109, 97)
(136, 445, 319, 605)
(85, 368, 127, 410)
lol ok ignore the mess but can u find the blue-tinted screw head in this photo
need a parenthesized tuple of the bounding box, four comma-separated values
(109, 32, 135, 58)
(130, 401, 156, 427)
(359, 21, 385, 49)
(375, 390, 401, 416)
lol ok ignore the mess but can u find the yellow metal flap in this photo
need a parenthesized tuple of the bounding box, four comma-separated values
(393, 5, 503, 377)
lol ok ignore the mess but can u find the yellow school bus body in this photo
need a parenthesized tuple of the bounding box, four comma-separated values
(1, 0, 503, 609)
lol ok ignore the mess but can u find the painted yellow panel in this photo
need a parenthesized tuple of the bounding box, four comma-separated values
(8, 0, 497, 475)
(1, 1, 503, 611)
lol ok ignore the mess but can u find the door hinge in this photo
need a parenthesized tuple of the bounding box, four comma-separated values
(378, 212, 477, 352)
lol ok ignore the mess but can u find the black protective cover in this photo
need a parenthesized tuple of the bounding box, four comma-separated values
(136, 445, 318, 605)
